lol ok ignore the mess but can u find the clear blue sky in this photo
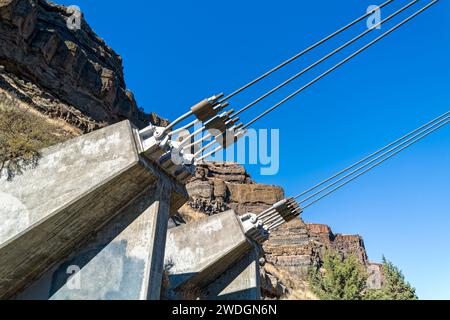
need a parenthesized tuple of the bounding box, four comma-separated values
(57, 0, 449, 299)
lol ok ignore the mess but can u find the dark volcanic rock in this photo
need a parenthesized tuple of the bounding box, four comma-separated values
(194, 161, 253, 184)
(264, 222, 371, 280)
(185, 162, 284, 215)
(0, 0, 167, 132)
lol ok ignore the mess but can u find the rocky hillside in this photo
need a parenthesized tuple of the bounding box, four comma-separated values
(177, 162, 384, 299)
(0, 0, 166, 134)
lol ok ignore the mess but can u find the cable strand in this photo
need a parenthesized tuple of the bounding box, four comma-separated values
(242, 1, 439, 129)
(218, 0, 394, 103)
(294, 110, 450, 199)
(301, 117, 449, 209)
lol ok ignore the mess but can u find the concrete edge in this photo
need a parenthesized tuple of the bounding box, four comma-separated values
(0, 121, 141, 251)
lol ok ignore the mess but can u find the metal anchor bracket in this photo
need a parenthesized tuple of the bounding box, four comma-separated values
(240, 213, 270, 245)
(137, 124, 195, 184)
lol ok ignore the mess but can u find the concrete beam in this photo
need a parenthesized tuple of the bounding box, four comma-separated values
(0, 120, 188, 299)
(204, 245, 261, 300)
(164, 210, 253, 299)
(16, 180, 172, 300)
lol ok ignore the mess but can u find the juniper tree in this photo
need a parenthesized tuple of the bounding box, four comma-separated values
(309, 251, 368, 300)
(365, 256, 418, 300)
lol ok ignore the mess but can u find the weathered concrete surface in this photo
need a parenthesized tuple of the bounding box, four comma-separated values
(16, 180, 172, 300)
(204, 246, 261, 300)
(0, 120, 188, 299)
(164, 210, 253, 299)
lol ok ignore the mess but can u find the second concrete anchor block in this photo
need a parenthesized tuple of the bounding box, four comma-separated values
(163, 210, 255, 299)
(204, 245, 261, 300)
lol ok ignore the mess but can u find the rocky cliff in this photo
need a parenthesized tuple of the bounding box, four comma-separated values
(0, 0, 167, 134)
(183, 162, 283, 215)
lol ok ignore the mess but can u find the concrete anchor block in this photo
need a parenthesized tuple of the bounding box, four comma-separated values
(16, 180, 172, 300)
(163, 210, 255, 299)
(204, 245, 261, 300)
(0, 120, 188, 299)
(136, 126, 195, 184)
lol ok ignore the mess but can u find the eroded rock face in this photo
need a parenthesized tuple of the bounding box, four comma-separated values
(263, 219, 318, 279)
(194, 162, 253, 184)
(264, 222, 370, 280)
(185, 162, 284, 215)
(0, 0, 167, 132)
(259, 268, 289, 298)
(367, 263, 384, 289)
(306, 224, 369, 265)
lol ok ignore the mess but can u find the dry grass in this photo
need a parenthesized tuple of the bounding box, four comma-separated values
(0, 93, 75, 180)
(264, 263, 318, 300)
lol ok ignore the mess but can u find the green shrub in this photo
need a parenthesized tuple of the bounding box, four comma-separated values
(365, 256, 418, 300)
(309, 251, 418, 300)
(309, 251, 368, 300)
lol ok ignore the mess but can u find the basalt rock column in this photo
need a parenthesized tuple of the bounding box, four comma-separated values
(164, 210, 257, 299)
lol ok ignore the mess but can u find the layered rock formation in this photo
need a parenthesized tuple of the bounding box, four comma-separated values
(182, 162, 284, 216)
(0, 0, 167, 134)
(264, 222, 372, 280)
